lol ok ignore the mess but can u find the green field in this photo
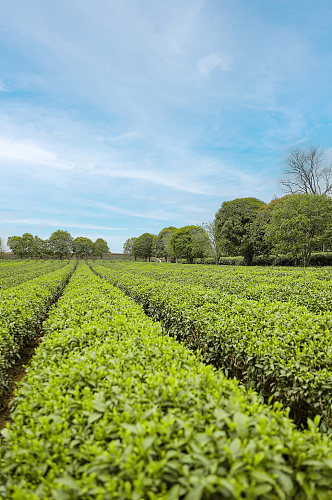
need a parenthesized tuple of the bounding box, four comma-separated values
(0, 261, 331, 499)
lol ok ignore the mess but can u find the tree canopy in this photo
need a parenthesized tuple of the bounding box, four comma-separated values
(94, 238, 109, 258)
(156, 227, 177, 262)
(7, 233, 35, 258)
(123, 237, 137, 255)
(132, 233, 156, 261)
(73, 237, 94, 259)
(49, 230, 73, 259)
(265, 194, 332, 266)
(170, 225, 211, 263)
(215, 197, 266, 265)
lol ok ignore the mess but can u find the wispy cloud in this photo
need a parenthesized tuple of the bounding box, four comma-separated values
(0, 79, 7, 92)
(0, 218, 124, 231)
(197, 53, 232, 77)
(94, 202, 171, 221)
(0, 1, 331, 250)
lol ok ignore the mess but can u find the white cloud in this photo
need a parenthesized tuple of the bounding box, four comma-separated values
(0, 137, 58, 165)
(0, 218, 124, 231)
(94, 201, 170, 221)
(197, 53, 232, 77)
(0, 79, 6, 92)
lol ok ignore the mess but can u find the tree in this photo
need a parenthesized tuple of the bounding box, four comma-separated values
(7, 233, 35, 258)
(156, 227, 177, 262)
(281, 147, 332, 196)
(123, 237, 137, 256)
(132, 233, 156, 261)
(170, 225, 211, 264)
(0, 237, 5, 258)
(250, 195, 292, 256)
(200, 221, 221, 264)
(94, 238, 109, 259)
(7, 236, 24, 258)
(49, 230, 73, 259)
(32, 236, 52, 258)
(215, 198, 266, 265)
(265, 194, 332, 266)
(73, 237, 94, 259)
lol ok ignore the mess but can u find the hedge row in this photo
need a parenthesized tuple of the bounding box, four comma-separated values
(1, 262, 332, 499)
(0, 259, 68, 290)
(0, 261, 75, 393)
(91, 262, 332, 431)
(193, 253, 332, 267)
(104, 261, 332, 314)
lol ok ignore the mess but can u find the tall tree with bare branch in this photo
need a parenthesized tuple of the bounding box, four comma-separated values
(281, 147, 332, 196)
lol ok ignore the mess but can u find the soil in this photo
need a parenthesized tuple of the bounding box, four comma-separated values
(0, 334, 43, 432)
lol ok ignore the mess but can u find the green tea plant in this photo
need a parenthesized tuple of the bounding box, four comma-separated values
(0, 261, 75, 393)
(0, 260, 68, 290)
(92, 262, 332, 431)
(1, 262, 331, 499)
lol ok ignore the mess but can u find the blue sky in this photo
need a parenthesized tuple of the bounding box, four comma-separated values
(1, 0, 332, 251)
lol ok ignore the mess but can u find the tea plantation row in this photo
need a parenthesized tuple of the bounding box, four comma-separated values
(91, 261, 332, 432)
(0, 261, 75, 393)
(1, 263, 332, 499)
(103, 261, 332, 314)
(0, 259, 69, 290)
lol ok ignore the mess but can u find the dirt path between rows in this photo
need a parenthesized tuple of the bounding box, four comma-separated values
(0, 333, 43, 432)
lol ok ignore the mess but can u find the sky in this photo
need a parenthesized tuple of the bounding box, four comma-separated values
(1, 0, 332, 252)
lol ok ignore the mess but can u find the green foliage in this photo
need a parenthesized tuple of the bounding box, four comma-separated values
(132, 233, 156, 261)
(266, 194, 332, 266)
(72, 237, 94, 259)
(156, 226, 177, 261)
(200, 221, 222, 264)
(93, 238, 109, 258)
(0, 260, 68, 290)
(94, 261, 332, 430)
(215, 198, 266, 265)
(170, 225, 211, 263)
(49, 230, 73, 259)
(251, 196, 292, 256)
(0, 261, 74, 393)
(7, 233, 35, 258)
(123, 237, 137, 255)
(1, 262, 332, 498)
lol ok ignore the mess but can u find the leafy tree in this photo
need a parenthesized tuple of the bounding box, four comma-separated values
(250, 195, 292, 256)
(32, 236, 52, 258)
(281, 146, 332, 196)
(49, 230, 73, 259)
(265, 194, 332, 266)
(73, 237, 94, 259)
(200, 221, 221, 264)
(170, 225, 211, 264)
(94, 238, 109, 259)
(7, 236, 24, 258)
(156, 227, 177, 262)
(7, 233, 35, 258)
(132, 233, 156, 261)
(214, 197, 266, 265)
(123, 237, 137, 255)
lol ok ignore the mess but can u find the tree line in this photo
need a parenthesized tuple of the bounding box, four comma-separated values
(124, 193, 332, 267)
(5, 230, 109, 259)
(124, 147, 332, 267)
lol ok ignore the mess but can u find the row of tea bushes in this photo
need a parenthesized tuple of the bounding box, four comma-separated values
(0, 260, 68, 290)
(1, 262, 332, 499)
(103, 261, 332, 314)
(0, 261, 75, 393)
(91, 262, 332, 432)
